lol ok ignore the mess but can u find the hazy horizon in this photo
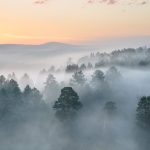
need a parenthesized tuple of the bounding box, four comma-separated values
(0, 1, 150, 150)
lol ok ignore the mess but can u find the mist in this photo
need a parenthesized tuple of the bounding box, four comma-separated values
(0, 45, 150, 150)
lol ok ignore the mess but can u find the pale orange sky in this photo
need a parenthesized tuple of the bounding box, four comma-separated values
(0, 0, 150, 44)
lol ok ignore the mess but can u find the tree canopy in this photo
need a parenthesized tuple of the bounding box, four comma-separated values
(92, 70, 105, 82)
(53, 87, 82, 120)
(70, 70, 86, 86)
(136, 96, 150, 129)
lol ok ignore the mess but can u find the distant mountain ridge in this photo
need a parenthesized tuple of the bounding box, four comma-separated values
(0, 42, 89, 55)
(0, 42, 90, 70)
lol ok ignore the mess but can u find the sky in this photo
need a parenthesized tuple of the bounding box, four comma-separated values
(0, 0, 150, 44)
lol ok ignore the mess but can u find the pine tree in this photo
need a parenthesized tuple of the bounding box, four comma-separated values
(53, 87, 82, 120)
(70, 71, 86, 86)
(136, 96, 150, 128)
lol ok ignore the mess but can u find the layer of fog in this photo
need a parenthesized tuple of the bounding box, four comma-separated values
(1, 41, 150, 149)
(5, 67, 150, 92)
(0, 42, 90, 72)
(1, 35, 150, 72)
(1, 66, 150, 150)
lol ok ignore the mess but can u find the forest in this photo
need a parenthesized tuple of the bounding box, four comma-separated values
(0, 56, 150, 150)
(0, 0, 150, 149)
(66, 47, 150, 72)
(78, 47, 150, 68)
(38, 47, 150, 74)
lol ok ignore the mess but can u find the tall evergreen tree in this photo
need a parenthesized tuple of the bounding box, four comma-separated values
(105, 66, 121, 81)
(136, 96, 150, 128)
(53, 87, 82, 120)
(44, 74, 59, 102)
(70, 70, 86, 86)
(91, 70, 105, 83)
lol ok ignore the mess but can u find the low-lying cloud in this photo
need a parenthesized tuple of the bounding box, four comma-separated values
(34, 0, 48, 4)
(33, 0, 149, 5)
(87, 0, 149, 5)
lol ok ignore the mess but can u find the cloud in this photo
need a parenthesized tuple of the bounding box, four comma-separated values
(87, 0, 118, 5)
(34, 0, 48, 4)
(100, 0, 118, 5)
(87, 0, 149, 5)
(128, 0, 149, 5)
(33, 0, 149, 5)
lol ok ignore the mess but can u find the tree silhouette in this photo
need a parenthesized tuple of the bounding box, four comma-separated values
(44, 74, 59, 102)
(65, 64, 79, 73)
(80, 64, 86, 71)
(20, 73, 33, 89)
(0, 75, 6, 88)
(136, 96, 150, 129)
(105, 66, 121, 81)
(70, 70, 86, 86)
(92, 70, 105, 83)
(0, 79, 21, 122)
(53, 87, 82, 120)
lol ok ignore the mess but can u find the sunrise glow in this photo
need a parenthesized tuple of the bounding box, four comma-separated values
(0, 0, 150, 44)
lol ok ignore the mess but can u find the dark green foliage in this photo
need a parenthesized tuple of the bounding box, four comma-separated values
(136, 96, 150, 128)
(23, 85, 32, 97)
(6, 79, 21, 97)
(79, 47, 150, 68)
(65, 64, 79, 73)
(23, 85, 42, 105)
(0, 79, 22, 123)
(0, 77, 49, 126)
(53, 87, 82, 120)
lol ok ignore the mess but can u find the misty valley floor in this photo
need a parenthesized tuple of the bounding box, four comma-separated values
(0, 66, 150, 150)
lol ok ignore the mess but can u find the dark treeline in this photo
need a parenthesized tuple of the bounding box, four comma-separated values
(39, 65, 63, 75)
(0, 75, 49, 127)
(0, 66, 150, 150)
(39, 47, 150, 74)
(77, 46, 150, 69)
